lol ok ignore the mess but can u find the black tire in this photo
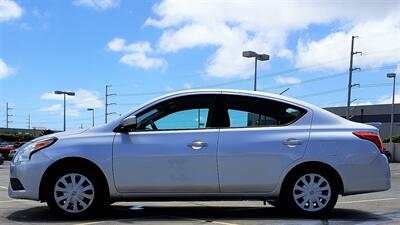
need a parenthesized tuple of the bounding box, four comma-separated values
(281, 169, 339, 217)
(267, 200, 282, 208)
(45, 167, 107, 218)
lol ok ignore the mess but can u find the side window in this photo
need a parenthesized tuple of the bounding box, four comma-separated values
(135, 95, 216, 131)
(152, 109, 209, 130)
(225, 95, 306, 128)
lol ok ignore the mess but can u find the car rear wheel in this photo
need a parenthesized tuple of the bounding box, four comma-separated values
(46, 168, 105, 218)
(282, 170, 338, 216)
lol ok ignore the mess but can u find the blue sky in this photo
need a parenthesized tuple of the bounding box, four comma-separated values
(0, 0, 399, 130)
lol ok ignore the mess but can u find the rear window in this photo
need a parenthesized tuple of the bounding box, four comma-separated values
(224, 95, 306, 128)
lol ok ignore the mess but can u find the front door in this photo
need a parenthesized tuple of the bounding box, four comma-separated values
(113, 94, 220, 193)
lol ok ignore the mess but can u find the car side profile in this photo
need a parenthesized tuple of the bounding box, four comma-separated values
(9, 89, 390, 217)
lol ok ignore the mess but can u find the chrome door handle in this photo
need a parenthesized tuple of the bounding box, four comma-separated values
(188, 140, 208, 150)
(283, 138, 303, 147)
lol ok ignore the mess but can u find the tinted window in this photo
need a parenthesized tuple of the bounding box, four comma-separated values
(224, 95, 306, 128)
(136, 94, 216, 131)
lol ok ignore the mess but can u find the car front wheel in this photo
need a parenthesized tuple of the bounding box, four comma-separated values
(46, 168, 105, 218)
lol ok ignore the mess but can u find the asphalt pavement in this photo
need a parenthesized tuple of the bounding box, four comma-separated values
(1, 161, 399, 225)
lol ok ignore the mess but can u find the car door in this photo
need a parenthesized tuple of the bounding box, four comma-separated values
(112, 94, 220, 193)
(217, 93, 312, 193)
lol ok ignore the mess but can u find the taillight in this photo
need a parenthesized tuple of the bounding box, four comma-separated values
(353, 132, 384, 154)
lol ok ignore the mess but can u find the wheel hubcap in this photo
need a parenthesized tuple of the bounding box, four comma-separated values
(53, 173, 95, 213)
(293, 173, 331, 212)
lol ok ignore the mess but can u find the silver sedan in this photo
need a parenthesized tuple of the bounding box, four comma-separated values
(9, 89, 390, 218)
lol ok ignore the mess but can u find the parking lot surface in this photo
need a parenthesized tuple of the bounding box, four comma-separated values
(1, 161, 399, 225)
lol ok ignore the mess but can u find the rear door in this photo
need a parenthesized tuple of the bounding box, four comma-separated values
(217, 93, 312, 192)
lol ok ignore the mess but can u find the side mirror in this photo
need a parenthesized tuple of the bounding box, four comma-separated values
(114, 115, 137, 133)
(122, 115, 137, 128)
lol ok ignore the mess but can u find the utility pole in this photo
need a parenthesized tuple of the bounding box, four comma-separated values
(27, 114, 31, 129)
(346, 36, 362, 119)
(105, 85, 116, 124)
(6, 102, 12, 128)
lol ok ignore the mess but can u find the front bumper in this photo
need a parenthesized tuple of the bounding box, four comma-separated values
(8, 152, 52, 201)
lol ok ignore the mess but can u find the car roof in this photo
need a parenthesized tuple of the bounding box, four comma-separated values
(155, 88, 319, 110)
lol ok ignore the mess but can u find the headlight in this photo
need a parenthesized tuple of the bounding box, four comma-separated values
(14, 137, 57, 163)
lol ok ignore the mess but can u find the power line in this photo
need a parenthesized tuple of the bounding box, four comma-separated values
(113, 57, 353, 97)
(297, 82, 396, 99)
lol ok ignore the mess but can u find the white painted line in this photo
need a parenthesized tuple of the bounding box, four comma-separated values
(74, 221, 106, 225)
(169, 215, 241, 225)
(0, 199, 29, 203)
(338, 197, 398, 204)
(0, 186, 8, 190)
(212, 221, 241, 225)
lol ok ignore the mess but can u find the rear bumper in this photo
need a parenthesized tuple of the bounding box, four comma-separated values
(340, 154, 391, 195)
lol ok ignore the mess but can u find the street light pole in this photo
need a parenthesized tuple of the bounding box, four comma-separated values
(54, 90, 76, 131)
(87, 108, 95, 127)
(254, 57, 258, 91)
(387, 72, 396, 160)
(242, 51, 270, 91)
(63, 93, 66, 131)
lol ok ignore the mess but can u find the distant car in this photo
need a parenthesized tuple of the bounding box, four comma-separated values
(0, 143, 15, 160)
(8, 149, 17, 160)
(9, 89, 391, 218)
(0, 142, 25, 160)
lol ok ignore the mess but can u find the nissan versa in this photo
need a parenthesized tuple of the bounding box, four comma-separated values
(9, 89, 390, 217)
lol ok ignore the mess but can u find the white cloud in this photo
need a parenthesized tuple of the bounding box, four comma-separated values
(73, 89, 103, 108)
(183, 83, 192, 89)
(107, 37, 166, 70)
(0, 0, 22, 22)
(377, 94, 400, 105)
(0, 58, 14, 79)
(72, 0, 119, 10)
(41, 89, 102, 108)
(274, 76, 301, 85)
(40, 89, 103, 117)
(39, 104, 62, 113)
(396, 64, 400, 74)
(296, 14, 400, 71)
(66, 108, 80, 117)
(165, 85, 174, 91)
(145, 0, 400, 78)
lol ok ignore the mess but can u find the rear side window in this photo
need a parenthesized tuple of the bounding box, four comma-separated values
(223, 95, 306, 128)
